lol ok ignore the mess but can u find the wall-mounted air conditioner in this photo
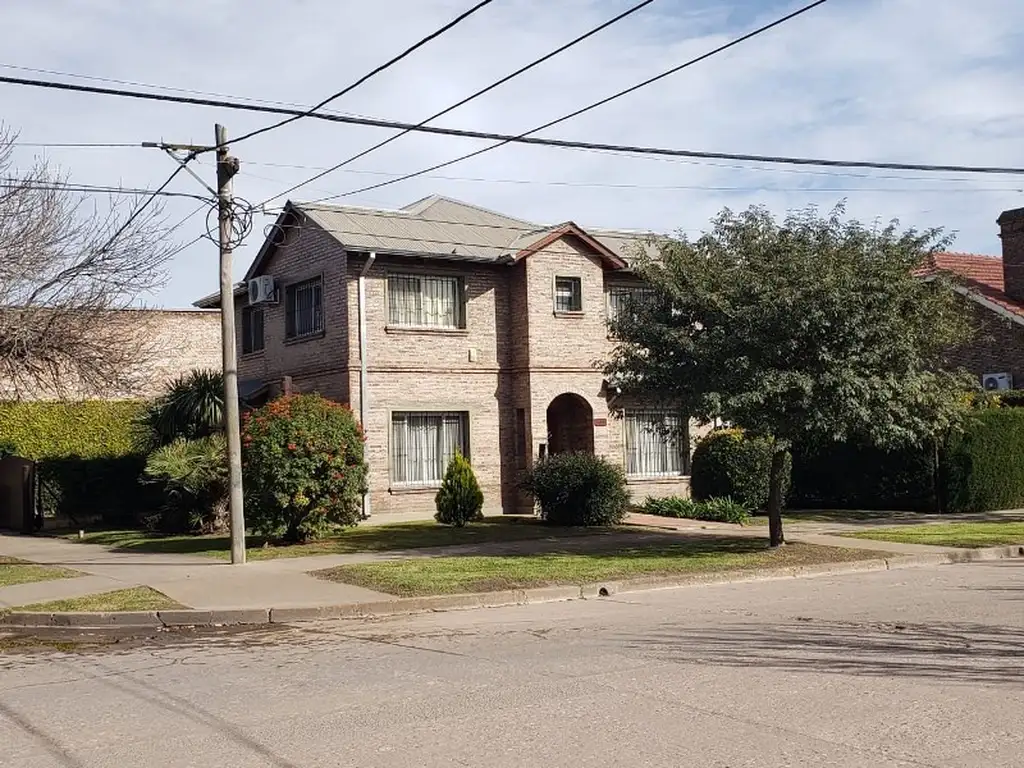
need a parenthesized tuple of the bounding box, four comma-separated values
(247, 275, 277, 304)
(982, 372, 1013, 391)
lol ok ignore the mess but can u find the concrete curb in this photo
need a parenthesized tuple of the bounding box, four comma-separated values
(2, 545, 1020, 629)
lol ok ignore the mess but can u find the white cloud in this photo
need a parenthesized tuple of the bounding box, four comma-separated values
(2, 0, 1022, 306)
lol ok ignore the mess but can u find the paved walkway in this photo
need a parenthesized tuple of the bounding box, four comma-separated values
(0, 535, 390, 611)
(3, 510, 1020, 612)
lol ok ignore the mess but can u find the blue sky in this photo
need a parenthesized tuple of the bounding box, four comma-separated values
(2, 0, 1023, 307)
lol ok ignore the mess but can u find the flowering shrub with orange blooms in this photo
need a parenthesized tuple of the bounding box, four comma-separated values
(242, 393, 367, 542)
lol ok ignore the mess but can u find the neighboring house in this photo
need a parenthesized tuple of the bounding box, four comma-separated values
(195, 195, 696, 518)
(919, 206, 1024, 390)
(0, 309, 222, 401)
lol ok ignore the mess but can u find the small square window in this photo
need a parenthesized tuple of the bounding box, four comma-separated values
(554, 276, 582, 313)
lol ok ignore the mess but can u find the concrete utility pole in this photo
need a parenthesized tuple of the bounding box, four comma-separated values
(216, 124, 246, 565)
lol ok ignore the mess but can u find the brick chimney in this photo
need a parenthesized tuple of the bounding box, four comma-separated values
(998, 207, 1024, 302)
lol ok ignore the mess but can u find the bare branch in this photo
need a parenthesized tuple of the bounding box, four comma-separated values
(0, 124, 180, 399)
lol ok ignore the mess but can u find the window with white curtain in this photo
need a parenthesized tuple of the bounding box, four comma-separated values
(607, 285, 655, 322)
(390, 411, 469, 485)
(387, 274, 464, 329)
(624, 410, 688, 478)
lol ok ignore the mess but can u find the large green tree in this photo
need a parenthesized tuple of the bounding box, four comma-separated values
(607, 203, 975, 546)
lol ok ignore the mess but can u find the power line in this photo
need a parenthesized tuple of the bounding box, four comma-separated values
(0, 62, 378, 121)
(0, 177, 210, 200)
(246, 157, 1019, 185)
(306, 0, 835, 204)
(225, 0, 496, 150)
(250, 167, 1022, 196)
(266, 0, 658, 204)
(9, 141, 140, 149)
(94, 165, 187, 255)
(4, 66, 1024, 177)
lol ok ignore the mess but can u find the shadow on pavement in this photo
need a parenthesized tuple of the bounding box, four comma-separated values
(624, 615, 1024, 687)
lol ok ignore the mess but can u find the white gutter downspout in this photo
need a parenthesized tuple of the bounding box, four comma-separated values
(358, 252, 376, 519)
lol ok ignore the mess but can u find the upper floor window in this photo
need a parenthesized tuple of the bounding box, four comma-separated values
(285, 277, 324, 340)
(624, 410, 688, 478)
(554, 276, 582, 313)
(388, 274, 465, 329)
(241, 305, 265, 354)
(607, 285, 655, 322)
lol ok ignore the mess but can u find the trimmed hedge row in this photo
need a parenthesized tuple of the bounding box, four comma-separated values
(789, 441, 938, 513)
(695, 407, 1024, 515)
(788, 408, 1024, 514)
(0, 400, 149, 523)
(943, 408, 1024, 513)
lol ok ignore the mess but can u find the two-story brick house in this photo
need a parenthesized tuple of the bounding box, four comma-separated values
(197, 195, 693, 518)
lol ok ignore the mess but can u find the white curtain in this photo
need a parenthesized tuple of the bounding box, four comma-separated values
(388, 275, 460, 328)
(625, 411, 685, 477)
(391, 412, 467, 484)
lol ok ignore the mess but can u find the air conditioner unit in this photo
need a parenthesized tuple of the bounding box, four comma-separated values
(247, 275, 277, 305)
(982, 372, 1013, 391)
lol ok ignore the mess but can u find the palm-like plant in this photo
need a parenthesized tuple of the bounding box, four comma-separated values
(144, 434, 229, 533)
(139, 368, 224, 449)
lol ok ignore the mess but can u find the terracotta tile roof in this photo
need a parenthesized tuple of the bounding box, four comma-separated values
(922, 251, 1024, 321)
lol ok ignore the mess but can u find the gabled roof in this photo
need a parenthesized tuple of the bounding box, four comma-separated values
(233, 196, 652, 289)
(920, 251, 1024, 325)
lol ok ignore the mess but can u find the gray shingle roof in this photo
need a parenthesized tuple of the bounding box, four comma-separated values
(295, 195, 657, 265)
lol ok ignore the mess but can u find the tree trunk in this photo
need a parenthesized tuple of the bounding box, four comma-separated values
(767, 447, 787, 548)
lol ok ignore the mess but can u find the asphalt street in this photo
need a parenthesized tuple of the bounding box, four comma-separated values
(2, 560, 1023, 767)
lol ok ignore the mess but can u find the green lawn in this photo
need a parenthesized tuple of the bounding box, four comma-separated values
(315, 537, 878, 597)
(74, 517, 613, 561)
(16, 587, 184, 613)
(845, 522, 1024, 549)
(0, 557, 80, 587)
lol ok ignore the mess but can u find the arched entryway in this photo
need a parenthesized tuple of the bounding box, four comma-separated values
(546, 393, 594, 455)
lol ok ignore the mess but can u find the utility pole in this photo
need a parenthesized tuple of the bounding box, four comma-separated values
(216, 124, 246, 565)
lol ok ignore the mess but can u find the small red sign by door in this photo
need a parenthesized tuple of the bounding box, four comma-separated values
(593, 418, 608, 427)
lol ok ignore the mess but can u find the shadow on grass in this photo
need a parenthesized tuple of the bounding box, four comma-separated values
(771, 509, 1024, 527)
(70, 517, 635, 559)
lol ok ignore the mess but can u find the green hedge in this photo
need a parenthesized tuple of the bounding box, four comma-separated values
(0, 401, 144, 459)
(789, 409, 1024, 514)
(942, 409, 1024, 513)
(789, 440, 938, 512)
(690, 429, 789, 512)
(0, 400, 149, 524)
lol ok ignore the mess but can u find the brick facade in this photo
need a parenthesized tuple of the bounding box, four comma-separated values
(947, 299, 1024, 388)
(0, 309, 222, 401)
(235, 213, 696, 517)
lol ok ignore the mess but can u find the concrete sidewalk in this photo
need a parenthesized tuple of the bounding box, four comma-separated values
(4, 512, 1020, 614)
(0, 534, 390, 610)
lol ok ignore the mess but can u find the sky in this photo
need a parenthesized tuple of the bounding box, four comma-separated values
(2, 0, 1023, 308)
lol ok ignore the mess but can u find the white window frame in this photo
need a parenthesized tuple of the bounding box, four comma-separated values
(553, 275, 583, 314)
(389, 410, 470, 487)
(623, 409, 688, 479)
(386, 273, 466, 330)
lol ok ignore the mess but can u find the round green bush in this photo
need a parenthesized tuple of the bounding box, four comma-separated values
(690, 429, 789, 512)
(525, 452, 630, 526)
(242, 393, 367, 542)
(435, 452, 484, 527)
